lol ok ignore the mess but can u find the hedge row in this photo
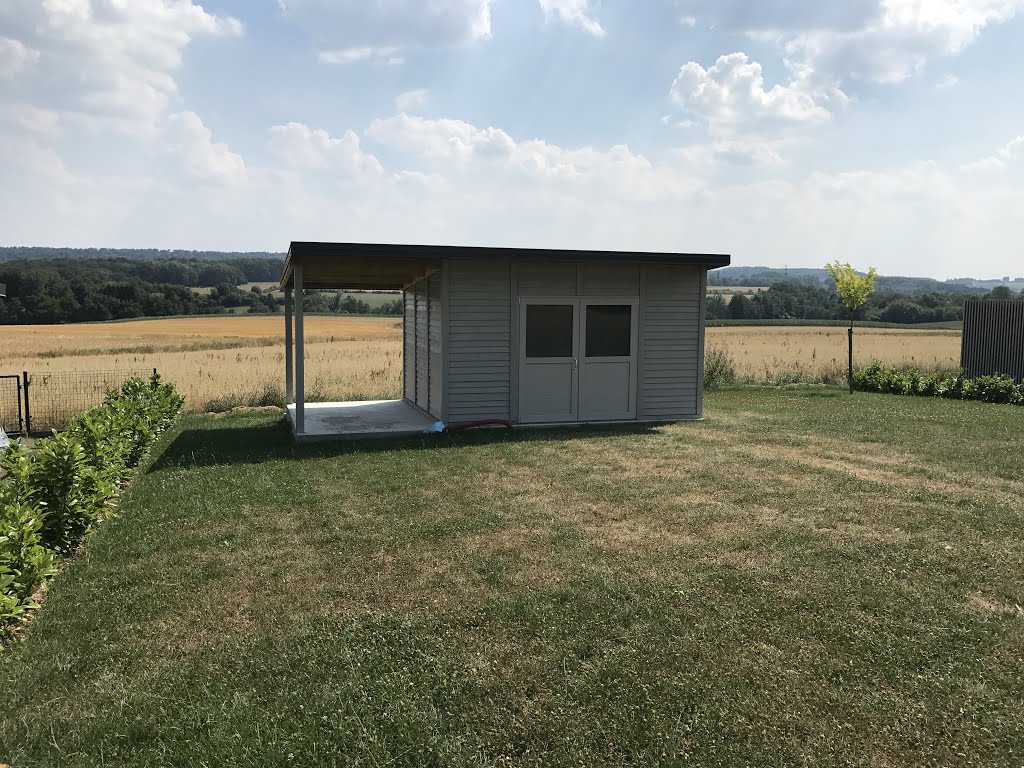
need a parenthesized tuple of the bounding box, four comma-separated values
(1, 375, 183, 633)
(853, 363, 1024, 405)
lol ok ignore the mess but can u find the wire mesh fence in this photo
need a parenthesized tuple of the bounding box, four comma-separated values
(24, 369, 154, 434)
(0, 375, 22, 434)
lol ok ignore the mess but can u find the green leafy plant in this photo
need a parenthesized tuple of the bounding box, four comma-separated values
(1, 375, 183, 635)
(825, 261, 880, 392)
(853, 363, 1024, 406)
(704, 347, 737, 390)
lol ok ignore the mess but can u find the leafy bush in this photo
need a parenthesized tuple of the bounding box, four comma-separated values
(704, 347, 737, 389)
(0, 374, 182, 632)
(853, 362, 1024, 406)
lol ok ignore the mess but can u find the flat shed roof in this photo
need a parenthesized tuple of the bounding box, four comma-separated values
(280, 242, 731, 290)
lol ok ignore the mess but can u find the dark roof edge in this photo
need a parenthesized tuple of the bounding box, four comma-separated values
(287, 241, 731, 268)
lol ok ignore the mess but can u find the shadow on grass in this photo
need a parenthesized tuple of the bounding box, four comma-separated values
(148, 414, 667, 471)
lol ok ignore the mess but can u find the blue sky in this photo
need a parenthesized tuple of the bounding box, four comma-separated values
(1, 0, 1023, 278)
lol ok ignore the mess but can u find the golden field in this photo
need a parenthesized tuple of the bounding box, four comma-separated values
(1, 316, 961, 411)
(708, 325, 962, 382)
(3, 316, 404, 411)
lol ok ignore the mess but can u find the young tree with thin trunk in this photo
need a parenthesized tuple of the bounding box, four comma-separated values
(825, 261, 879, 392)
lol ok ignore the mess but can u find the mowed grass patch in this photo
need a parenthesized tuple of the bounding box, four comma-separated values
(2, 389, 1023, 766)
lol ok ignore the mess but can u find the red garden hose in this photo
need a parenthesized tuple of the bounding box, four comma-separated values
(445, 419, 513, 432)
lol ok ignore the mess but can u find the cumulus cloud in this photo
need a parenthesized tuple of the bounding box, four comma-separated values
(0, 36, 38, 78)
(318, 47, 402, 65)
(674, 141, 784, 167)
(281, 0, 491, 59)
(164, 112, 246, 184)
(368, 113, 656, 179)
(395, 89, 429, 111)
(962, 135, 1024, 172)
(0, 0, 240, 128)
(538, 0, 605, 36)
(268, 122, 383, 174)
(674, 0, 878, 31)
(669, 52, 834, 132)
(676, 1, 1024, 87)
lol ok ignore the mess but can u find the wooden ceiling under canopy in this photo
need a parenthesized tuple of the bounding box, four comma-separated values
(279, 241, 731, 291)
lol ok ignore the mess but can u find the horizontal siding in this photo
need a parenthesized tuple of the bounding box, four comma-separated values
(638, 265, 703, 420)
(582, 263, 639, 296)
(403, 290, 415, 403)
(415, 280, 429, 412)
(428, 273, 443, 417)
(447, 260, 512, 422)
(517, 262, 577, 297)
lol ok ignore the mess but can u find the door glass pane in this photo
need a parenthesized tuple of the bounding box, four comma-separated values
(526, 304, 574, 358)
(586, 305, 631, 357)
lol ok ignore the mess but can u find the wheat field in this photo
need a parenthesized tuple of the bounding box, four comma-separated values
(1, 316, 961, 411)
(708, 325, 962, 382)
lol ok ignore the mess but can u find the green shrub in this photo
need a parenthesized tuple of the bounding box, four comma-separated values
(704, 347, 737, 390)
(0, 374, 182, 634)
(853, 362, 1024, 407)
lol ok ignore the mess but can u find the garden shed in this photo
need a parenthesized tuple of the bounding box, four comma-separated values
(280, 242, 730, 440)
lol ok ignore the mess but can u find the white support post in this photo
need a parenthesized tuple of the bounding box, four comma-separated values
(284, 286, 294, 404)
(294, 265, 305, 434)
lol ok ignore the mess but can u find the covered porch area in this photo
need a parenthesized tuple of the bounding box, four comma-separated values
(284, 400, 436, 442)
(281, 242, 441, 441)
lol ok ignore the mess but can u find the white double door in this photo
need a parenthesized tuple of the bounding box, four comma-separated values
(518, 297, 639, 423)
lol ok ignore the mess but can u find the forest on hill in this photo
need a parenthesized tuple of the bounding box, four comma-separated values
(0, 256, 400, 324)
(706, 282, 1022, 325)
(1, 249, 1021, 325)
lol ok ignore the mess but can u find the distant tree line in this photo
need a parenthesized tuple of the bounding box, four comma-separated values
(709, 267, 989, 295)
(3, 253, 1020, 325)
(0, 247, 285, 264)
(707, 282, 1022, 324)
(1, 257, 284, 287)
(0, 258, 403, 324)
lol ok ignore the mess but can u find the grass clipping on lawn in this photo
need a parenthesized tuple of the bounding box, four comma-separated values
(1, 388, 1022, 767)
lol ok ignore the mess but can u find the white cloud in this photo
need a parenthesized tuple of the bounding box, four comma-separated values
(936, 74, 959, 89)
(395, 89, 429, 111)
(268, 122, 383, 175)
(0, 0, 241, 128)
(366, 112, 705, 208)
(669, 52, 835, 132)
(0, 36, 38, 78)
(674, 141, 785, 167)
(962, 135, 1024, 172)
(164, 112, 246, 184)
(538, 0, 605, 36)
(281, 0, 491, 59)
(678, 0, 1024, 86)
(674, 1, 878, 31)
(318, 47, 401, 65)
(2, 102, 1022, 277)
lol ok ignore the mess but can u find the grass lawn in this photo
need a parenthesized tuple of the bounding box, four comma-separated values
(2, 388, 1023, 766)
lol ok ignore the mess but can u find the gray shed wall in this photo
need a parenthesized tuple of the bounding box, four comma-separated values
(442, 259, 706, 423)
(638, 265, 702, 420)
(403, 274, 444, 419)
(446, 260, 513, 422)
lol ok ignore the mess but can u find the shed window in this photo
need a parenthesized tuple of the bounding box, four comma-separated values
(585, 304, 631, 357)
(526, 304, 574, 358)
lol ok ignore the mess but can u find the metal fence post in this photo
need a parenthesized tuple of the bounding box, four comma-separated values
(16, 376, 24, 435)
(22, 371, 31, 435)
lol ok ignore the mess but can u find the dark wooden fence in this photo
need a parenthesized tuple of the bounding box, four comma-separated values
(960, 300, 1024, 382)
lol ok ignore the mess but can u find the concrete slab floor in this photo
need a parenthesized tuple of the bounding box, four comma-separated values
(286, 400, 437, 441)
